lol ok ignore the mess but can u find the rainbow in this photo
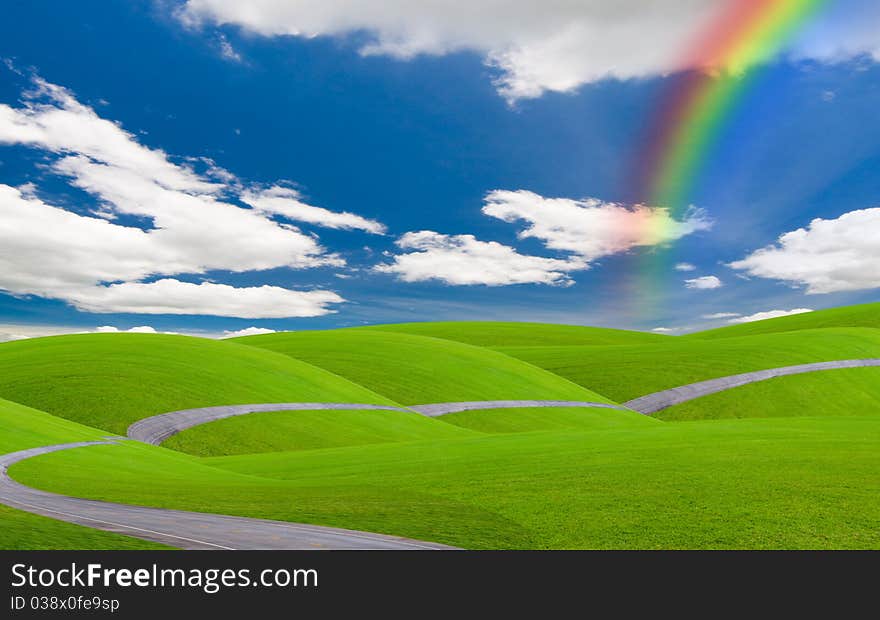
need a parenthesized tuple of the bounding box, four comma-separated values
(624, 0, 827, 312)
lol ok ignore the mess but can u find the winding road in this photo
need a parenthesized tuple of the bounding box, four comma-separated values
(408, 400, 626, 417)
(127, 400, 627, 445)
(623, 359, 880, 414)
(128, 403, 408, 445)
(4, 357, 879, 549)
(0, 441, 456, 550)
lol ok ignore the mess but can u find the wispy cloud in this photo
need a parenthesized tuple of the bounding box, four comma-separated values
(728, 308, 813, 324)
(684, 275, 722, 290)
(375, 231, 586, 286)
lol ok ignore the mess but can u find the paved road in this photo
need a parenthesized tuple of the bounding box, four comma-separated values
(0, 441, 456, 550)
(128, 403, 408, 445)
(409, 400, 627, 417)
(129, 401, 627, 443)
(624, 358, 880, 414)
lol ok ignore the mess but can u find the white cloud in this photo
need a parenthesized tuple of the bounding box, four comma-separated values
(178, 1, 880, 100)
(0, 78, 350, 318)
(221, 326, 277, 338)
(729, 207, 880, 294)
(684, 275, 722, 290)
(729, 308, 813, 324)
(701, 312, 741, 320)
(217, 33, 243, 62)
(651, 327, 673, 333)
(375, 231, 586, 286)
(242, 186, 387, 234)
(483, 190, 711, 262)
(1, 323, 172, 342)
(675, 262, 697, 272)
(66, 279, 344, 319)
(94, 325, 157, 333)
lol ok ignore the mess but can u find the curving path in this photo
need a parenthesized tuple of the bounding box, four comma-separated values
(624, 358, 880, 414)
(128, 401, 626, 444)
(128, 403, 408, 445)
(409, 400, 626, 417)
(0, 440, 456, 550)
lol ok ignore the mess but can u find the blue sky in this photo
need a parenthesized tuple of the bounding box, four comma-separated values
(1, 0, 879, 339)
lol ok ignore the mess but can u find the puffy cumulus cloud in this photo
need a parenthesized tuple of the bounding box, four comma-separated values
(375, 231, 586, 286)
(684, 275, 722, 290)
(178, 1, 880, 100)
(675, 262, 697, 272)
(0, 78, 357, 318)
(729, 308, 813, 324)
(95, 325, 158, 333)
(66, 279, 344, 319)
(221, 326, 277, 338)
(729, 207, 880, 294)
(242, 186, 387, 234)
(483, 190, 711, 262)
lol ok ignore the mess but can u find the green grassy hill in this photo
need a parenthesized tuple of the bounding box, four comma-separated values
(688, 302, 880, 339)
(0, 334, 397, 434)
(4, 301, 880, 550)
(164, 408, 478, 456)
(439, 406, 656, 434)
(234, 329, 617, 406)
(368, 321, 666, 347)
(656, 367, 880, 421)
(14, 412, 877, 549)
(499, 327, 880, 404)
(0, 397, 167, 550)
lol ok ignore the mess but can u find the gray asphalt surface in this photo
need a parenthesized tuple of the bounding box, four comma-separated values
(128, 401, 629, 444)
(128, 403, 408, 445)
(624, 358, 880, 414)
(409, 400, 628, 417)
(0, 441, 456, 550)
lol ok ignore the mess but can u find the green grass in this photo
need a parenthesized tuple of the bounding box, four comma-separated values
(499, 327, 880, 403)
(234, 329, 615, 405)
(4, 302, 880, 550)
(163, 408, 478, 456)
(689, 302, 880, 339)
(0, 505, 169, 550)
(439, 406, 656, 434)
(0, 333, 397, 434)
(0, 397, 169, 550)
(11, 415, 880, 549)
(368, 321, 667, 347)
(10, 439, 527, 549)
(657, 367, 880, 421)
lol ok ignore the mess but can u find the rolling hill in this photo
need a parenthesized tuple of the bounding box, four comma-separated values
(234, 329, 617, 406)
(688, 302, 880, 339)
(0, 333, 397, 435)
(367, 321, 667, 347)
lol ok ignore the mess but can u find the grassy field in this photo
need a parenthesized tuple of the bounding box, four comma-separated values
(0, 334, 397, 434)
(439, 406, 656, 433)
(657, 367, 880, 421)
(368, 321, 667, 347)
(0, 397, 168, 550)
(10, 415, 880, 549)
(235, 329, 615, 405)
(689, 302, 880, 339)
(164, 408, 478, 456)
(497, 327, 880, 404)
(2, 301, 879, 550)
